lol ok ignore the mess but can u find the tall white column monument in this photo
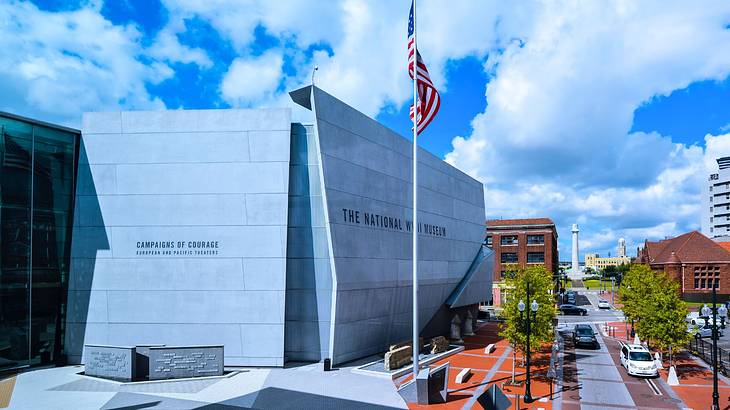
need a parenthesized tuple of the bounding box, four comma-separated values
(571, 224, 580, 276)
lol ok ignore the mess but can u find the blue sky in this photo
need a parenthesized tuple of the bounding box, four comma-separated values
(3, 0, 730, 259)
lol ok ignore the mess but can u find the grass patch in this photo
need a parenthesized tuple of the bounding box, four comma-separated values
(582, 279, 615, 290)
(684, 301, 717, 310)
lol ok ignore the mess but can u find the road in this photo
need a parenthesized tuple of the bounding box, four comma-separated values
(557, 289, 687, 409)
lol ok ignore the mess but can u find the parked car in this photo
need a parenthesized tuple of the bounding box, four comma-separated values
(690, 324, 724, 339)
(620, 344, 658, 377)
(687, 315, 717, 327)
(559, 304, 587, 316)
(573, 324, 598, 348)
(598, 299, 611, 309)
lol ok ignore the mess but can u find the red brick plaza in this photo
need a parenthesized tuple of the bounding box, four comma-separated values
(396, 320, 730, 409)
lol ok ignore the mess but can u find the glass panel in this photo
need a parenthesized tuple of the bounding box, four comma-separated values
(30, 125, 75, 366)
(0, 119, 33, 369)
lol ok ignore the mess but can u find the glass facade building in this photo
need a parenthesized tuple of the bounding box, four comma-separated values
(0, 112, 78, 370)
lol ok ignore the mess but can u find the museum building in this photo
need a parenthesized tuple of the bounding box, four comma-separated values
(0, 86, 491, 370)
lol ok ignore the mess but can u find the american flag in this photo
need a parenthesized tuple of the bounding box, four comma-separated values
(408, 0, 440, 135)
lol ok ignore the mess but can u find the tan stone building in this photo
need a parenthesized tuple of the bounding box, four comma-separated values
(584, 253, 631, 270)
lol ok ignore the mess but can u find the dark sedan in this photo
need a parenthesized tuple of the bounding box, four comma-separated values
(573, 324, 599, 348)
(560, 304, 588, 316)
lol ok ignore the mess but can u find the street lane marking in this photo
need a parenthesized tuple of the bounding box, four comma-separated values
(645, 378, 662, 395)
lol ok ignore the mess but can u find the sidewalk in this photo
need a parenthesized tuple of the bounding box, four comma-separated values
(396, 322, 555, 410)
(604, 320, 730, 410)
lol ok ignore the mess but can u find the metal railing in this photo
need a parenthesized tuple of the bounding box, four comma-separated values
(688, 337, 730, 372)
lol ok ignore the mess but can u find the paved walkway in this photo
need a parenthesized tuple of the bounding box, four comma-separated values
(5, 360, 407, 409)
(399, 322, 556, 410)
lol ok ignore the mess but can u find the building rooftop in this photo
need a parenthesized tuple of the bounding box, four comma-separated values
(486, 218, 555, 227)
(717, 242, 730, 253)
(644, 231, 730, 264)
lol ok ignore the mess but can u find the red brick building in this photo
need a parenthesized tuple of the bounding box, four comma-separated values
(486, 218, 559, 306)
(638, 231, 730, 301)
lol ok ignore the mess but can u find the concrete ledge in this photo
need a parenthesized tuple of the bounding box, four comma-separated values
(352, 345, 464, 380)
(485, 344, 496, 354)
(456, 367, 471, 383)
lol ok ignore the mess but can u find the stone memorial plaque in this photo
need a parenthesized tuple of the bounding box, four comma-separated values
(84, 345, 136, 382)
(135, 344, 165, 381)
(148, 345, 224, 380)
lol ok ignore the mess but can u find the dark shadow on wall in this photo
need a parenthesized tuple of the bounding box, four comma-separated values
(284, 123, 321, 363)
(64, 140, 109, 363)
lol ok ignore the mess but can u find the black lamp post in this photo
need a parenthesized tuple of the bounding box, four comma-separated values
(701, 284, 728, 410)
(518, 282, 539, 404)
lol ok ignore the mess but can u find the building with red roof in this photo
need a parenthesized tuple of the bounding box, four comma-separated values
(638, 231, 730, 300)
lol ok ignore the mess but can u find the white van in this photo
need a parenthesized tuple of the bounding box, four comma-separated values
(620, 344, 658, 377)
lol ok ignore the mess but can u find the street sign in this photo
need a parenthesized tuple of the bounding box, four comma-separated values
(477, 385, 511, 410)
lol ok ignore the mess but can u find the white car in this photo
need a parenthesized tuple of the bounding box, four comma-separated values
(688, 315, 717, 327)
(690, 324, 724, 339)
(598, 300, 611, 309)
(620, 344, 658, 377)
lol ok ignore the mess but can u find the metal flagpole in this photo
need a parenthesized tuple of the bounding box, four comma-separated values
(411, 0, 420, 382)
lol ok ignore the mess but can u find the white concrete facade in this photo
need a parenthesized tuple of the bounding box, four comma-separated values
(66, 87, 490, 368)
(68, 109, 292, 366)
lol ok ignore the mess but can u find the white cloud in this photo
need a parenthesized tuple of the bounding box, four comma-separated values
(444, 1, 730, 258)
(220, 51, 283, 106)
(0, 1, 170, 127)
(705, 132, 730, 172)
(3, 0, 730, 260)
(148, 29, 213, 68)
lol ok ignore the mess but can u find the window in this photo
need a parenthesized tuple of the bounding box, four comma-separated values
(527, 234, 544, 245)
(501, 253, 518, 263)
(500, 270, 506, 279)
(527, 252, 545, 263)
(710, 217, 714, 222)
(485, 236, 493, 247)
(501, 235, 518, 246)
(711, 196, 714, 202)
(694, 266, 721, 289)
(710, 186, 713, 192)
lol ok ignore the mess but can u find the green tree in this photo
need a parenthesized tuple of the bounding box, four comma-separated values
(636, 272, 690, 365)
(620, 265, 690, 365)
(618, 264, 657, 326)
(500, 265, 557, 355)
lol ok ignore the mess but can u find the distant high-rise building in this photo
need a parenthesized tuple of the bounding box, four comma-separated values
(703, 156, 730, 238)
(617, 237, 626, 257)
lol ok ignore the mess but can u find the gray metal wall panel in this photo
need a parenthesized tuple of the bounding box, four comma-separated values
(305, 87, 488, 364)
(284, 124, 333, 362)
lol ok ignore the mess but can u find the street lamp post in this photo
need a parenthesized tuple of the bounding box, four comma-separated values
(701, 284, 728, 410)
(518, 283, 539, 404)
